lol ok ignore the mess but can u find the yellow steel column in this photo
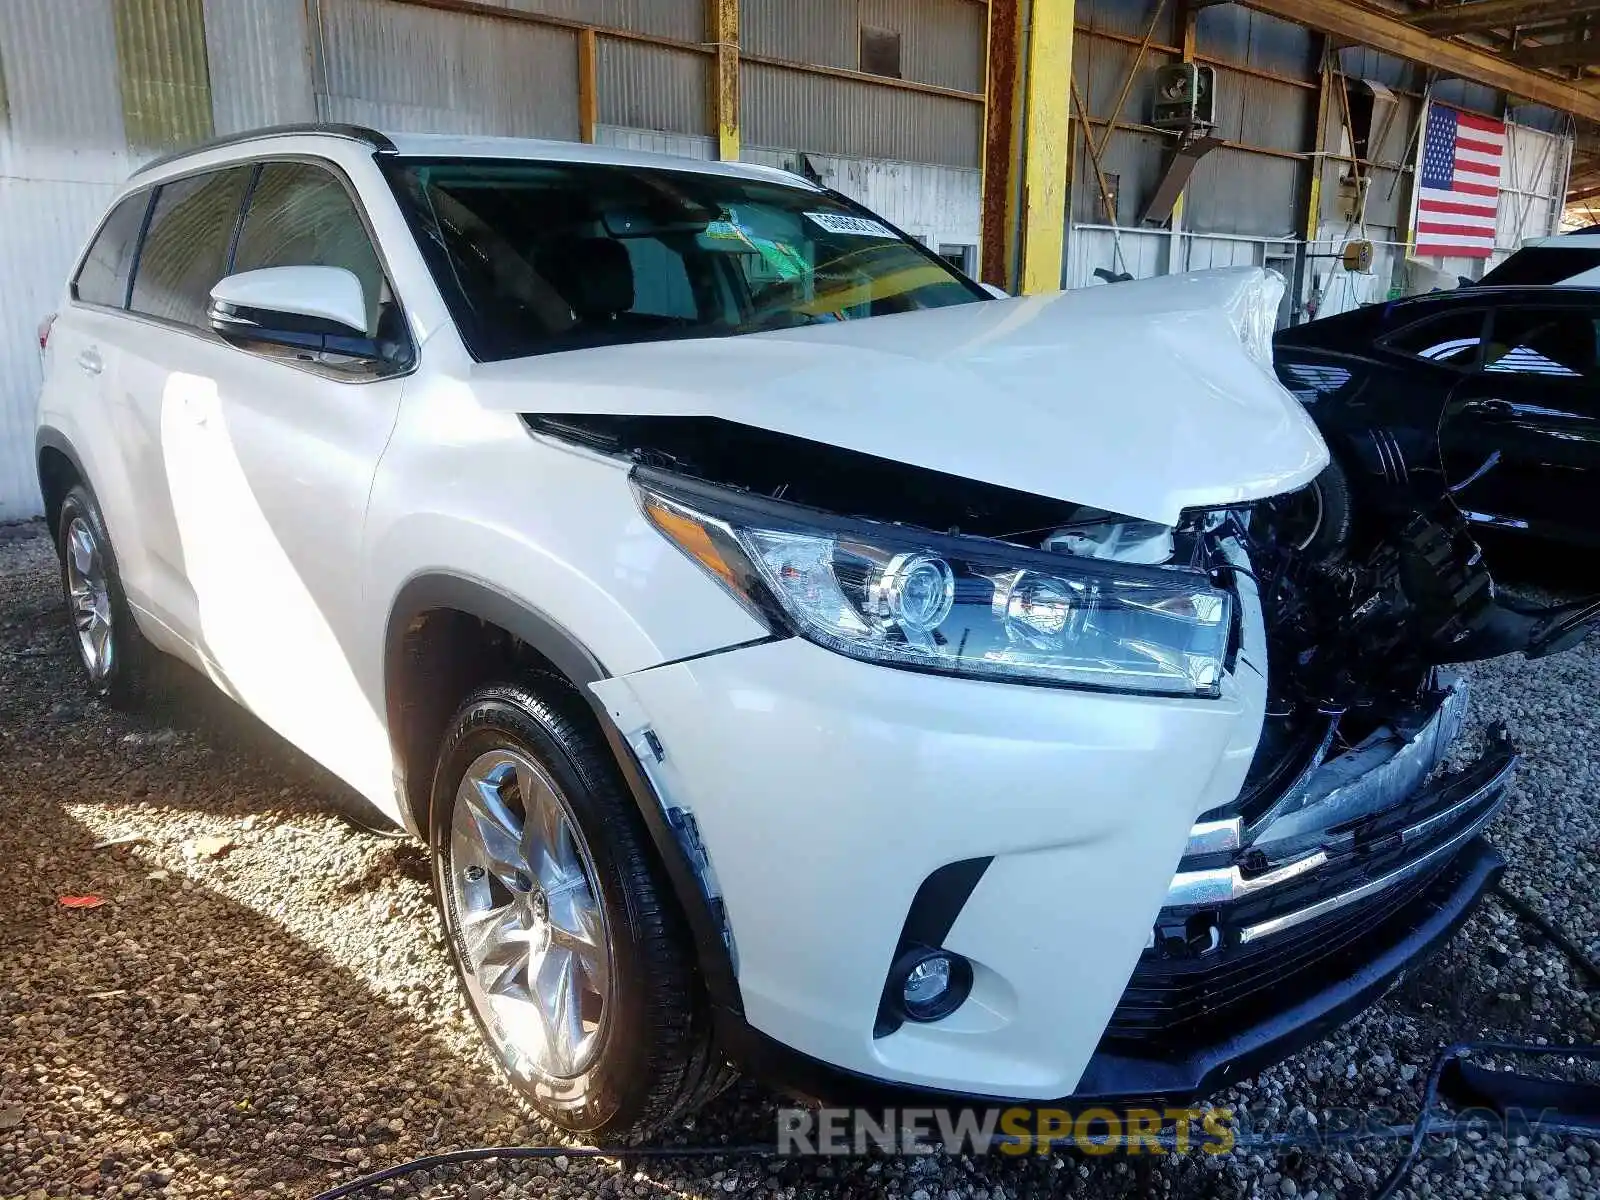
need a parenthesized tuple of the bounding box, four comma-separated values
(1302, 43, 1332, 245)
(1019, 0, 1075, 294)
(578, 28, 598, 144)
(710, 0, 740, 161)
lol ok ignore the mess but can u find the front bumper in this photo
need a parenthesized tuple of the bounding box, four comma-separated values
(593, 638, 1511, 1104)
(719, 836, 1504, 1108)
(594, 634, 1267, 1099)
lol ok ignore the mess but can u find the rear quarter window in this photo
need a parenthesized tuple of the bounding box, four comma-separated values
(72, 191, 152, 308)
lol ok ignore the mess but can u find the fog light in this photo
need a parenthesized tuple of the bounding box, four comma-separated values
(893, 947, 972, 1023)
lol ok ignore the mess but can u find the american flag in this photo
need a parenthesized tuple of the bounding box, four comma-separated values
(1415, 102, 1505, 258)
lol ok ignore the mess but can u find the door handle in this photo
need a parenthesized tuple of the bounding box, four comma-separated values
(75, 348, 103, 376)
(1464, 398, 1514, 419)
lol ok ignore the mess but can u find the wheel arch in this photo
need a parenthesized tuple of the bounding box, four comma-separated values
(383, 571, 744, 1016)
(35, 426, 88, 541)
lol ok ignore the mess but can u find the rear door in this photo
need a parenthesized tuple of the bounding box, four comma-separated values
(1442, 302, 1600, 547)
(115, 164, 256, 649)
(40, 190, 155, 597)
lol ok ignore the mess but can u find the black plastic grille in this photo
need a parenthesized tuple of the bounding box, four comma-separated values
(1105, 852, 1467, 1044)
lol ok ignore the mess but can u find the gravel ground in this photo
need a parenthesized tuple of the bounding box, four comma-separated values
(1, 517, 1597, 1200)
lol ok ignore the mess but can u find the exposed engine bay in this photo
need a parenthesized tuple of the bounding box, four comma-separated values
(529, 410, 1591, 695)
(529, 408, 1597, 829)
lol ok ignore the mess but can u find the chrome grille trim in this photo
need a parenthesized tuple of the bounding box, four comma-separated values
(1165, 848, 1328, 908)
(1237, 755, 1514, 945)
(1182, 815, 1242, 857)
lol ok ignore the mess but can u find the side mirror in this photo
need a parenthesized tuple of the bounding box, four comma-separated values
(208, 266, 383, 362)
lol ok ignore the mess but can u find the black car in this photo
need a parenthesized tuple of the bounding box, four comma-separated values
(1265, 285, 1600, 668)
(1274, 285, 1600, 567)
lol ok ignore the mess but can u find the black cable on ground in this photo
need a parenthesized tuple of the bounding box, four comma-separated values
(1492, 881, 1600, 990)
(1370, 1040, 1600, 1200)
(311, 1078, 1600, 1200)
(313, 883, 1600, 1200)
(311, 1145, 778, 1200)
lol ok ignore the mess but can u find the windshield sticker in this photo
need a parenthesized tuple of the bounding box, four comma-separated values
(805, 211, 895, 239)
(704, 217, 752, 244)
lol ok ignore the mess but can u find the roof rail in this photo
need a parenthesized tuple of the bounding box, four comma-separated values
(131, 123, 397, 177)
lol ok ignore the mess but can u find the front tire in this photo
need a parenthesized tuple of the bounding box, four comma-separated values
(429, 680, 727, 1137)
(56, 484, 155, 709)
(1270, 455, 1355, 559)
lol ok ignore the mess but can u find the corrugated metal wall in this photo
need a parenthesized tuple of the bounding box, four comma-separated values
(1065, 227, 1172, 287)
(743, 63, 979, 169)
(0, 0, 988, 518)
(1077, 0, 1170, 41)
(1070, 27, 1169, 226)
(0, 0, 1579, 518)
(316, 0, 579, 137)
(744, 145, 979, 249)
(858, 0, 984, 92)
(203, 0, 316, 133)
(745, 0, 981, 92)
(1197, 5, 1315, 76)
(488, 0, 701, 43)
(742, 0, 982, 168)
(1494, 122, 1568, 254)
(114, 0, 215, 153)
(596, 39, 706, 137)
(1064, 0, 1572, 322)
(744, 0, 856, 72)
(1069, 2, 1317, 249)
(0, 0, 129, 520)
(594, 124, 714, 160)
(1310, 91, 1568, 318)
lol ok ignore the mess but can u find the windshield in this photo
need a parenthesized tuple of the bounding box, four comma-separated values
(385, 157, 987, 362)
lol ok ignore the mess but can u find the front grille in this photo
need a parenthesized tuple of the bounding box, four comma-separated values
(1108, 853, 1453, 1042)
(1108, 735, 1515, 1047)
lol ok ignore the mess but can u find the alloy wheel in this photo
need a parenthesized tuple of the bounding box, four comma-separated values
(447, 748, 612, 1081)
(64, 516, 114, 681)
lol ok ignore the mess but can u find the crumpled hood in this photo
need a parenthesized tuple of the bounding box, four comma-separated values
(471, 266, 1329, 525)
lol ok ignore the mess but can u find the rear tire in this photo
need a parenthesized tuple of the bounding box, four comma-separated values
(56, 484, 156, 710)
(429, 679, 728, 1137)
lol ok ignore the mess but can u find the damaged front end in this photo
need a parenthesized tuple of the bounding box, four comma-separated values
(1087, 441, 1567, 1097)
(1075, 508, 1523, 1100)
(519, 266, 1592, 1101)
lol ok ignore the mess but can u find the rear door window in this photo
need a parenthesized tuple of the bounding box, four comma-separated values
(1484, 309, 1600, 379)
(1382, 309, 1487, 368)
(73, 191, 152, 309)
(129, 167, 254, 328)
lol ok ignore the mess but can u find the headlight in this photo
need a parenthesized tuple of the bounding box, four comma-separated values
(635, 472, 1232, 698)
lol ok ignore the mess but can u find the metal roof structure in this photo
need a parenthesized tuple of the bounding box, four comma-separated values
(1228, 1, 1600, 202)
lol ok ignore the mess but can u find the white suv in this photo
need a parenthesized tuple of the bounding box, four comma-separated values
(37, 125, 1529, 1136)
